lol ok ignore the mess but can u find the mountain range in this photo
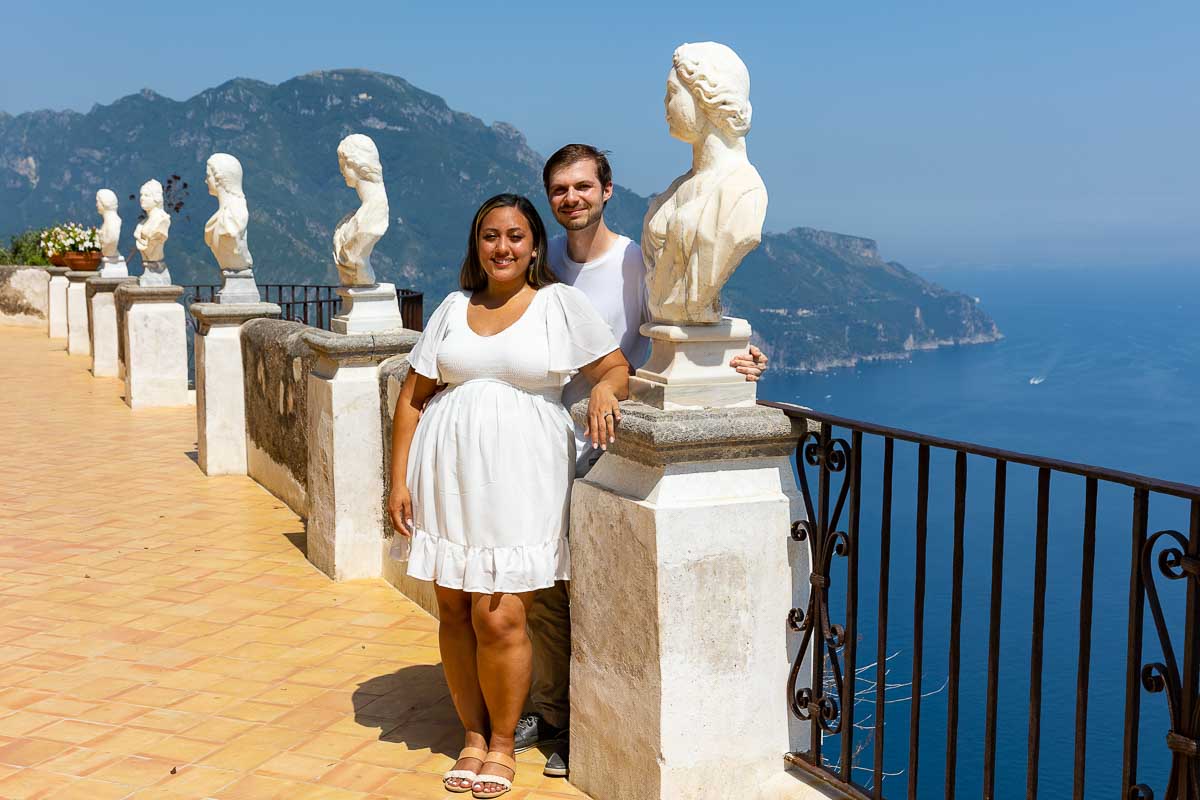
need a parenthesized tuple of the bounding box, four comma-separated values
(0, 68, 999, 369)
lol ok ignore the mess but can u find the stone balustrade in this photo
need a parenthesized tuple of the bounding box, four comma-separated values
(1, 269, 830, 800)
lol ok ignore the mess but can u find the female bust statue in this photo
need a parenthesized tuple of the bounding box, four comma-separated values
(134, 179, 171, 285)
(204, 153, 253, 271)
(95, 189, 122, 259)
(642, 42, 768, 324)
(333, 133, 389, 286)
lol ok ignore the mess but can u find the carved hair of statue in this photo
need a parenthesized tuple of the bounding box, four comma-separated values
(672, 42, 753, 139)
(337, 134, 384, 183)
(96, 188, 119, 211)
(207, 153, 246, 198)
(139, 181, 163, 208)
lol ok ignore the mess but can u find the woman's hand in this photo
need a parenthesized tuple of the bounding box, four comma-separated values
(579, 349, 631, 451)
(387, 484, 415, 537)
(584, 383, 622, 451)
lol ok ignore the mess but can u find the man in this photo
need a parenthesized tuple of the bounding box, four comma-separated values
(519, 144, 768, 777)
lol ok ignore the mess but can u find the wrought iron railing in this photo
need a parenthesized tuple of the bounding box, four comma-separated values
(181, 284, 424, 332)
(179, 284, 424, 383)
(763, 400, 1200, 800)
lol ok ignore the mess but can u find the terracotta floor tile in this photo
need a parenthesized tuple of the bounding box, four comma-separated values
(89, 754, 181, 787)
(255, 749, 339, 782)
(0, 738, 71, 768)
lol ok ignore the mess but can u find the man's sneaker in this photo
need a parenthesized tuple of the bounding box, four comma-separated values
(543, 740, 568, 778)
(514, 712, 565, 753)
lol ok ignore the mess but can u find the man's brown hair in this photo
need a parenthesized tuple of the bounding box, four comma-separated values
(542, 144, 613, 194)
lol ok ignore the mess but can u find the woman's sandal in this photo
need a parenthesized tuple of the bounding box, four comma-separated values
(471, 751, 516, 799)
(443, 746, 487, 794)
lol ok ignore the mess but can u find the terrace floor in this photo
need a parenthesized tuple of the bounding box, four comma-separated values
(0, 325, 588, 799)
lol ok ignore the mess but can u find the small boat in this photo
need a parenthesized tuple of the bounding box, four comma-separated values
(1029, 376, 1045, 385)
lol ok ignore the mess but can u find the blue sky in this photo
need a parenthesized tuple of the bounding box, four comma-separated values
(2, 0, 1197, 268)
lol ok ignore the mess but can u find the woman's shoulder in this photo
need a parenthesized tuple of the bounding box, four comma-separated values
(539, 282, 592, 308)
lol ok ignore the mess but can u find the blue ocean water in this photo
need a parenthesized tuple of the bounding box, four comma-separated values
(757, 265, 1200, 798)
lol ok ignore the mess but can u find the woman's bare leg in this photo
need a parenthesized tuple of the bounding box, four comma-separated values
(472, 591, 535, 793)
(436, 585, 489, 790)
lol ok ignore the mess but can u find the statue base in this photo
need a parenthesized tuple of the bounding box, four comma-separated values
(139, 260, 171, 287)
(331, 283, 406, 334)
(98, 256, 128, 278)
(630, 316, 757, 410)
(219, 269, 260, 304)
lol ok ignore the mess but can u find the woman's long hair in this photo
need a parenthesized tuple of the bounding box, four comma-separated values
(459, 193, 558, 291)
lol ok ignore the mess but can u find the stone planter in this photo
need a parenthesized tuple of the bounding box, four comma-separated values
(63, 252, 102, 271)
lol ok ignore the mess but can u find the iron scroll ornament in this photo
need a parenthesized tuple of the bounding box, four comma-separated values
(786, 428, 853, 736)
(1129, 528, 1200, 800)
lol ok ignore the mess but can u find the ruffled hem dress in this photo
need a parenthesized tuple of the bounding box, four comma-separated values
(389, 284, 618, 594)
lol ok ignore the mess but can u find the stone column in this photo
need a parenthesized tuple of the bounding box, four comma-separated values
(118, 284, 189, 409)
(191, 302, 281, 475)
(302, 328, 418, 580)
(86, 276, 136, 377)
(46, 267, 69, 339)
(65, 271, 93, 356)
(569, 402, 806, 800)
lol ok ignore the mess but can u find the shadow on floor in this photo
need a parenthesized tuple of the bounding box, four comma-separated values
(283, 530, 307, 556)
(184, 449, 199, 465)
(353, 664, 459, 758)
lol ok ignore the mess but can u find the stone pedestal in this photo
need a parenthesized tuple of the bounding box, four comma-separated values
(65, 271, 93, 356)
(331, 283, 406, 334)
(218, 268, 261, 304)
(46, 267, 69, 339)
(191, 302, 281, 475)
(630, 316, 757, 410)
(139, 260, 171, 287)
(98, 255, 128, 278)
(118, 284, 189, 409)
(302, 328, 419, 580)
(569, 402, 806, 800)
(86, 276, 136, 378)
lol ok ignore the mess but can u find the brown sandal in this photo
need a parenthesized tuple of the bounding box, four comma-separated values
(443, 746, 487, 794)
(471, 750, 516, 798)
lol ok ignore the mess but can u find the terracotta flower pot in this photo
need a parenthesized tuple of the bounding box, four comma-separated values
(48, 253, 68, 267)
(63, 251, 102, 271)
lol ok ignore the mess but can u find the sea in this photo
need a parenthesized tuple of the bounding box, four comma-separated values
(756, 264, 1200, 798)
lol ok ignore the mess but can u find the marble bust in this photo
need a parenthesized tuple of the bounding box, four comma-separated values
(641, 42, 768, 324)
(333, 133, 389, 286)
(96, 189, 122, 259)
(203, 153, 254, 271)
(134, 179, 171, 285)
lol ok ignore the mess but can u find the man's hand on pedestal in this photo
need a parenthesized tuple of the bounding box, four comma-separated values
(730, 344, 768, 382)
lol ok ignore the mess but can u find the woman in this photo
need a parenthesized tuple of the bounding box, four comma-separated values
(387, 193, 629, 798)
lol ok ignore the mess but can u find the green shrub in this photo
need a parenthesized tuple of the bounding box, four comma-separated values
(0, 230, 50, 266)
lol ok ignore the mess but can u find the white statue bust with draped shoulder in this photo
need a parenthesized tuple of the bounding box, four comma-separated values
(204, 153, 260, 303)
(333, 134, 389, 287)
(134, 179, 172, 286)
(642, 41, 767, 325)
(632, 42, 768, 409)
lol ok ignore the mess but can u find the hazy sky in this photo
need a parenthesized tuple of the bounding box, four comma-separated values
(2, 1, 1197, 268)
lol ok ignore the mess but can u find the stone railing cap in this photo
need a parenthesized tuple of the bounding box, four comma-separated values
(570, 400, 804, 466)
(65, 270, 96, 281)
(85, 276, 137, 296)
(302, 327, 420, 365)
(190, 301, 282, 324)
(116, 284, 184, 302)
(45, 266, 70, 276)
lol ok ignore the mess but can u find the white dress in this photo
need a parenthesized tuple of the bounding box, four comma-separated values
(393, 283, 619, 594)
